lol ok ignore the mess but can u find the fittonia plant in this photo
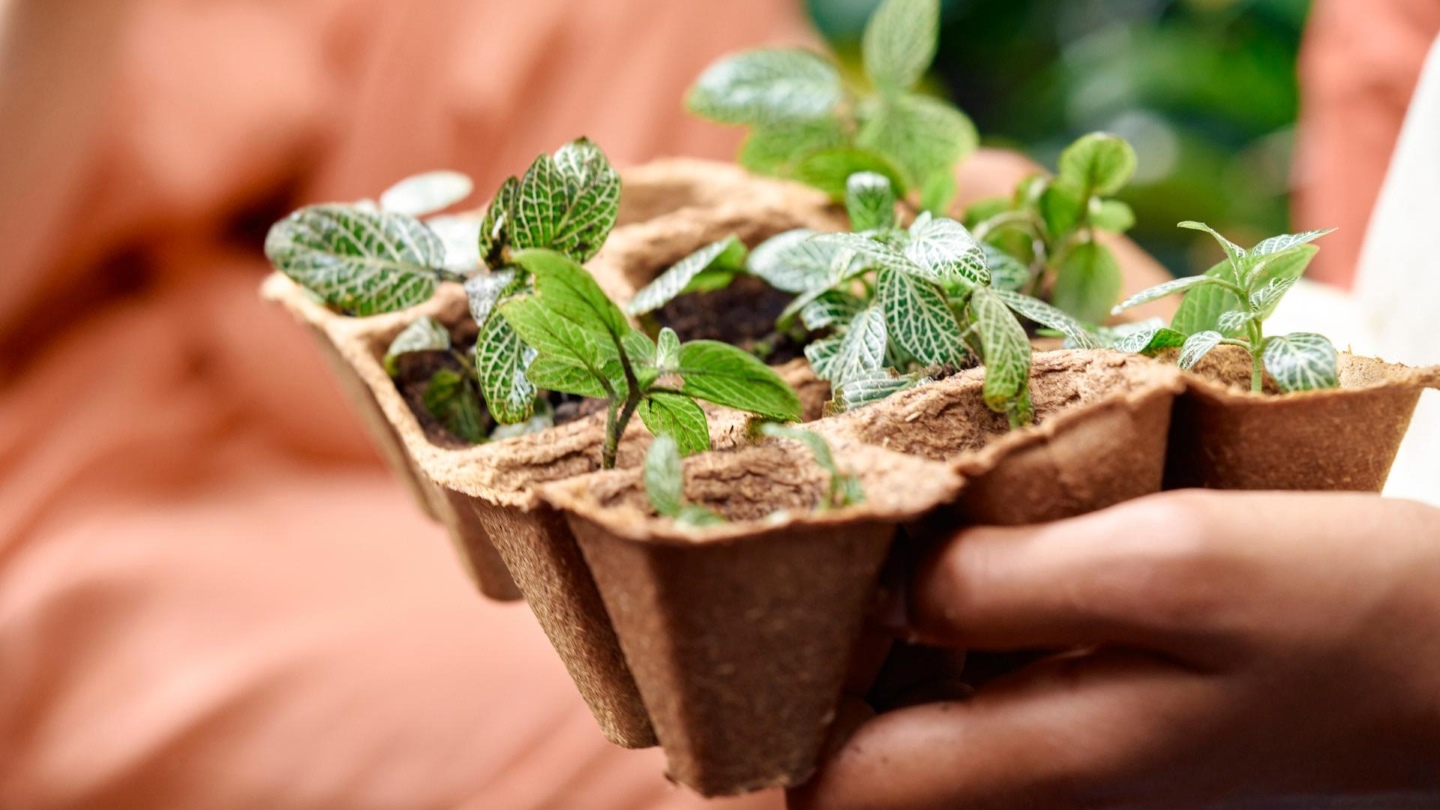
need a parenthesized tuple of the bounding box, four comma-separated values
(1111, 222, 1339, 393)
(628, 172, 1097, 427)
(267, 138, 635, 442)
(497, 250, 801, 468)
(965, 132, 1138, 324)
(687, 0, 976, 214)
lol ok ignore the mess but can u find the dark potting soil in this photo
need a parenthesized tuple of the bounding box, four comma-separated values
(651, 275, 807, 364)
(391, 337, 606, 448)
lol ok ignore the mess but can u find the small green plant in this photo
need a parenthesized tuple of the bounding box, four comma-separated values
(687, 0, 976, 213)
(758, 424, 863, 509)
(498, 249, 802, 469)
(1112, 222, 1338, 393)
(965, 132, 1138, 324)
(643, 434, 726, 527)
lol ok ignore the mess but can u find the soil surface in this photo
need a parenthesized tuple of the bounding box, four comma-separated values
(391, 335, 606, 447)
(652, 275, 807, 364)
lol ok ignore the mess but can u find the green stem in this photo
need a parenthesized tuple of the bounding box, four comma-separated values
(1245, 319, 1266, 393)
(600, 338, 646, 470)
(601, 398, 621, 470)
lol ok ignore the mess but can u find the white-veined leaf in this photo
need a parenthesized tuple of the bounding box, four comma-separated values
(876, 267, 969, 366)
(862, 0, 939, 93)
(903, 215, 990, 287)
(463, 269, 520, 327)
(1170, 258, 1246, 337)
(991, 289, 1099, 349)
(644, 434, 684, 518)
(969, 286, 1032, 418)
(1216, 309, 1256, 333)
(821, 304, 888, 383)
(1261, 333, 1339, 393)
(383, 316, 451, 375)
(1111, 323, 1189, 355)
(748, 229, 835, 293)
(846, 172, 898, 231)
(625, 236, 747, 315)
(829, 369, 926, 413)
(686, 48, 844, 126)
(1178, 330, 1224, 370)
(265, 204, 442, 316)
(379, 171, 473, 217)
(800, 290, 863, 331)
(479, 176, 517, 267)
(1112, 274, 1226, 314)
(1249, 277, 1298, 321)
(810, 232, 918, 279)
(425, 215, 483, 272)
(1179, 221, 1247, 266)
(1252, 228, 1336, 256)
(983, 244, 1031, 292)
(655, 327, 681, 370)
(803, 334, 844, 380)
(489, 399, 555, 441)
(474, 314, 538, 424)
(1245, 245, 1319, 306)
(510, 139, 620, 262)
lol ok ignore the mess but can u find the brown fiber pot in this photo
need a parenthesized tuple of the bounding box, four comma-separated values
(543, 442, 962, 796)
(1165, 345, 1440, 491)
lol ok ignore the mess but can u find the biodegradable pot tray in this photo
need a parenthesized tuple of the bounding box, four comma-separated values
(544, 442, 962, 795)
(816, 350, 1186, 525)
(1166, 346, 1440, 491)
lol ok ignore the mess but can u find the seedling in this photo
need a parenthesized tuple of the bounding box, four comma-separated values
(498, 249, 801, 469)
(758, 424, 863, 509)
(687, 0, 976, 213)
(965, 132, 1138, 324)
(644, 435, 727, 527)
(1112, 222, 1338, 393)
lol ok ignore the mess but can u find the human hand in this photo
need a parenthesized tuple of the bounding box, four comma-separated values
(791, 490, 1440, 809)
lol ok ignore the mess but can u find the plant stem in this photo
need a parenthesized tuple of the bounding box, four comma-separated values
(602, 398, 620, 469)
(1245, 321, 1266, 393)
(600, 338, 646, 470)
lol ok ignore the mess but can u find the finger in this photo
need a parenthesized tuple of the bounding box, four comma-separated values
(790, 649, 1221, 810)
(907, 491, 1250, 657)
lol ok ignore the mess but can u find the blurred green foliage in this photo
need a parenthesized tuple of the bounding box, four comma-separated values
(806, 0, 1311, 276)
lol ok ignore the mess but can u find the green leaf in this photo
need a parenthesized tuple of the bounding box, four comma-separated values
(738, 117, 849, 176)
(748, 229, 834, 293)
(423, 369, 489, 444)
(644, 434, 684, 518)
(1038, 178, 1086, 240)
(500, 296, 613, 382)
(799, 289, 863, 331)
(463, 269, 521, 327)
(489, 399, 556, 441)
(876, 267, 969, 366)
(383, 316, 451, 375)
(379, 171, 473, 217)
(1246, 244, 1319, 312)
(1052, 241, 1122, 324)
(1217, 309, 1257, 334)
(1178, 221, 1246, 268)
(1112, 274, 1227, 314)
(684, 268, 738, 294)
(903, 215, 990, 287)
(1178, 330, 1224, 370)
(919, 171, 958, 216)
(1262, 333, 1339, 393)
(475, 314, 538, 423)
(794, 147, 909, 199)
(809, 232, 919, 281)
(511, 249, 630, 344)
(822, 304, 890, 382)
(990, 289, 1099, 349)
(759, 423, 863, 508)
(1252, 228, 1336, 256)
(625, 236, 747, 315)
(686, 48, 844, 126)
(1248, 278, 1297, 321)
(969, 287, 1032, 419)
(675, 504, 727, 527)
(1171, 259, 1245, 337)
(982, 244, 1031, 292)
(264, 204, 442, 316)
(1090, 199, 1135, 233)
(674, 341, 802, 421)
(510, 139, 620, 262)
(1111, 323, 1189, 355)
(655, 327, 681, 369)
(862, 0, 939, 93)
(803, 334, 845, 380)
(479, 177, 518, 267)
(857, 94, 977, 188)
(1057, 133, 1137, 197)
(524, 355, 609, 399)
(638, 392, 711, 456)
(846, 172, 898, 232)
(830, 369, 926, 413)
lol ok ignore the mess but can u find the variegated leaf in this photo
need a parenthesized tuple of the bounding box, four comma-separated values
(1249, 277, 1297, 320)
(804, 334, 845, 379)
(1178, 330, 1224, 370)
(264, 204, 442, 316)
(1252, 228, 1336, 256)
(464, 269, 520, 327)
(655, 327, 681, 370)
(422, 369, 488, 444)
(625, 236, 747, 315)
(489, 399, 556, 441)
(1261, 333, 1338, 393)
(1179, 221, 1247, 266)
(1171, 259, 1245, 337)
(379, 171, 473, 217)
(479, 176, 518, 267)
(903, 215, 989, 287)
(983, 244, 1031, 292)
(644, 434, 684, 518)
(383, 316, 451, 375)
(474, 314, 538, 424)
(748, 229, 834, 293)
(1112, 274, 1225, 314)
(830, 369, 925, 413)
(810, 232, 918, 280)
(876, 267, 969, 366)
(1216, 309, 1256, 334)
(862, 0, 939, 92)
(425, 215, 482, 272)
(969, 286, 1032, 419)
(686, 48, 844, 126)
(1245, 245, 1319, 308)
(846, 171, 898, 232)
(800, 290, 863, 331)
(1112, 323, 1189, 355)
(991, 289, 1099, 349)
(510, 139, 619, 262)
(824, 305, 888, 383)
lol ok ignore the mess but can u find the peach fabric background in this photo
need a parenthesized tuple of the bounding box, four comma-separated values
(0, 0, 1435, 808)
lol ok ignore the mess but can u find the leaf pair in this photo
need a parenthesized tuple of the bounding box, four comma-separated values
(687, 0, 976, 213)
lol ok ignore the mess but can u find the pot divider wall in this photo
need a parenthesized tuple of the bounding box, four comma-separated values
(1165, 346, 1440, 491)
(544, 442, 962, 796)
